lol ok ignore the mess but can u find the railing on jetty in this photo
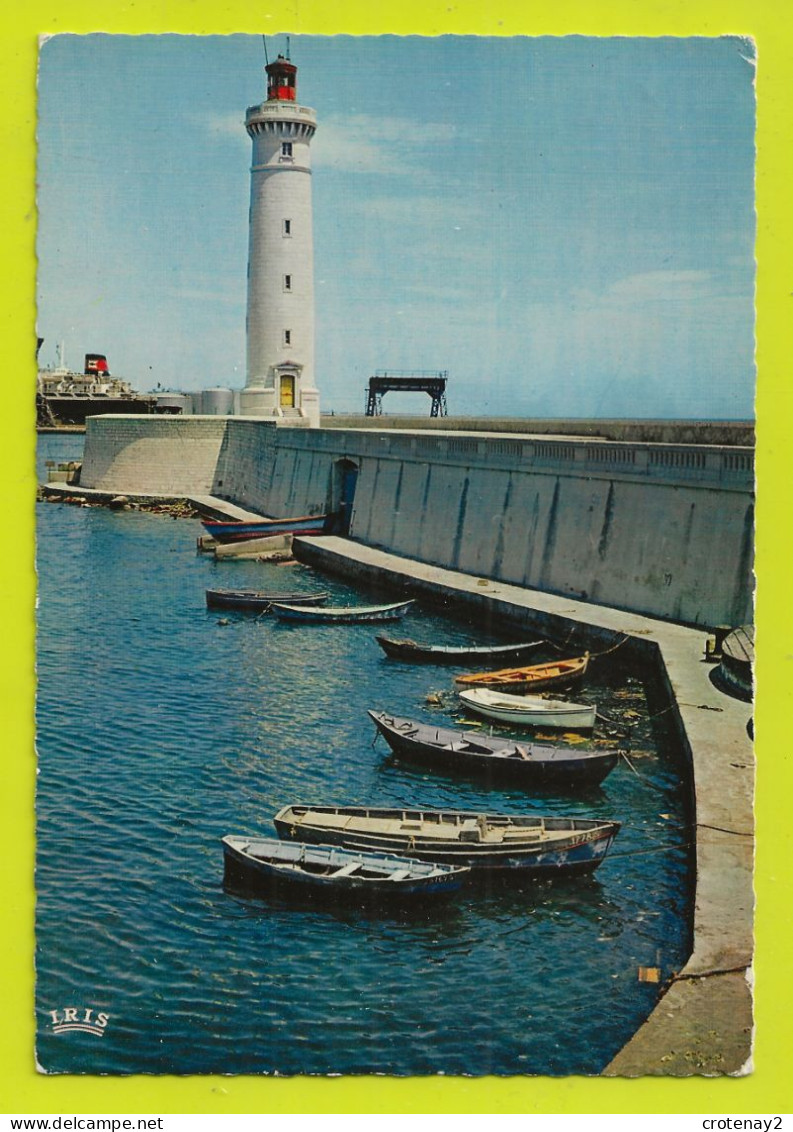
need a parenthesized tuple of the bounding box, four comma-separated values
(281, 428, 754, 490)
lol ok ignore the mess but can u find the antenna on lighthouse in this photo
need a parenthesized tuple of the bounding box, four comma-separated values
(286, 36, 291, 60)
(261, 35, 269, 66)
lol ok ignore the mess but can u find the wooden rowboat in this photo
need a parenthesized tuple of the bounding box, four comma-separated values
(273, 805, 620, 875)
(455, 653, 590, 693)
(374, 635, 544, 665)
(368, 710, 616, 787)
(205, 589, 329, 612)
(457, 688, 597, 731)
(201, 514, 328, 544)
(222, 835, 468, 900)
(271, 600, 414, 624)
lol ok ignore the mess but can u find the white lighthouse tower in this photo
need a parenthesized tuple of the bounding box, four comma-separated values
(240, 51, 320, 426)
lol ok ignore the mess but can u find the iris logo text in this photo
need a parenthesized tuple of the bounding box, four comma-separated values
(48, 1007, 110, 1037)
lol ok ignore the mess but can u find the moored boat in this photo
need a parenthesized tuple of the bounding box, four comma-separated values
(274, 805, 620, 875)
(201, 514, 329, 544)
(222, 835, 468, 899)
(455, 653, 590, 693)
(374, 635, 544, 664)
(713, 624, 754, 703)
(271, 600, 414, 624)
(205, 588, 329, 612)
(368, 710, 616, 787)
(457, 688, 597, 731)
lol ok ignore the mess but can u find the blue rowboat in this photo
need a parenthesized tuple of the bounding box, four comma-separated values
(273, 805, 620, 875)
(201, 514, 329, 543)
(221, 835, 469, 901)
(271, 600, 414, 624)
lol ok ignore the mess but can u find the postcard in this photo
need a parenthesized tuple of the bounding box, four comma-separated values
(4, 2, 791, 1119)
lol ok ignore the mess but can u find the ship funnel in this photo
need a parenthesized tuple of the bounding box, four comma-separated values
(84, 353, 110, 376)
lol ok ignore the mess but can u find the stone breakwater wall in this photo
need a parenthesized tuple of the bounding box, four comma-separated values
(80, 416, 754, 628)
(79, 415, 230, 496)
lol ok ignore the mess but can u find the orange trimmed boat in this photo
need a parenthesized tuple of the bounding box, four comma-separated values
(454, 653, 590, 693)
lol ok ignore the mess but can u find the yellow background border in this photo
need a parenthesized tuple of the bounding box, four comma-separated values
(2, 0, 791, 1115)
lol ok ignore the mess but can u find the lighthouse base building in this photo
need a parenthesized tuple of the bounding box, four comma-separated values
(240, 53, 320, 428)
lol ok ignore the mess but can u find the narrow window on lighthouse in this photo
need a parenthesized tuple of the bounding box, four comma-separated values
(283, 219, 292, 237)
(283, 274, 292, 291)
(283, 330, 292, 346)
(281, 141, 293, 158)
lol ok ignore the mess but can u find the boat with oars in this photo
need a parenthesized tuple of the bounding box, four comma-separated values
(221, 835, 469, 900)
(457, 688, 597, 731)
(455, 653, 590, 693)
(374, 635, 544, 665)
(368, 710, 616, 787)
(273, 805, 620, 875)
(271, 600, 414, 624)
(205, 589, 329, 613)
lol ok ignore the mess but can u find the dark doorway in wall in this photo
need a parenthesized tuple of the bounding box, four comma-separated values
(331, 458, 359, 535)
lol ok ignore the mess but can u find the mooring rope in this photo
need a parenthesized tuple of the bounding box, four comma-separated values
(695, 821, 754, 838)
(612, 750, 676, 794)
(670, 962, 751, 982)
(591, 634, 633, 659)
(545, 632, 635, 664)
(619, 749, 647, 777)
(604, 839, 695, 861)
(597, 702, 676, 735)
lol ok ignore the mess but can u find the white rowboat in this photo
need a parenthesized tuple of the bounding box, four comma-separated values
(458, 688, 597, 731)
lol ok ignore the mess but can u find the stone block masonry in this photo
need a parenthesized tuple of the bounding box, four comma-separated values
(81, 416, 231, 496)
(79, 416, 754, 628)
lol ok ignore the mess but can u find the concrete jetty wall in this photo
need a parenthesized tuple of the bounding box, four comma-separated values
(79, 416, 230, 495)
(80, 416, 754, 627)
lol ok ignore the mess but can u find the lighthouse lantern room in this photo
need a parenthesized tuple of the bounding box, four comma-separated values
(267, 56, 297, 101)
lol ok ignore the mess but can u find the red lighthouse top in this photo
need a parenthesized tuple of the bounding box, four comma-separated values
(266, 55, 297, 102)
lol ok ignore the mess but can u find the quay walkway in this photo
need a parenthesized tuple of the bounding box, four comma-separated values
(294, 535, 754, 1077)
(39, 482, 267, 524)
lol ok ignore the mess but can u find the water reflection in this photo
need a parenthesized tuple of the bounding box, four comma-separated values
(222, 877, 469, 930)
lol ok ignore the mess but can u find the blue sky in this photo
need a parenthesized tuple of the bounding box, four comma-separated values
(36, 33, 756, 418)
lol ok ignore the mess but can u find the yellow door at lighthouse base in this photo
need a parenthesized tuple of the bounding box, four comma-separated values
(280, 376, 295, 408)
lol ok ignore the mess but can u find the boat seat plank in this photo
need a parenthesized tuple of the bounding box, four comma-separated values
(332, 862, 361, 877)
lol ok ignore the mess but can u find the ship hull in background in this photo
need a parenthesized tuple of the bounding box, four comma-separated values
(37, 394, 160, 427)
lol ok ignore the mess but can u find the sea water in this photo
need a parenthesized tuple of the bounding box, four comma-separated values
(35, 433, 693, 1076)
